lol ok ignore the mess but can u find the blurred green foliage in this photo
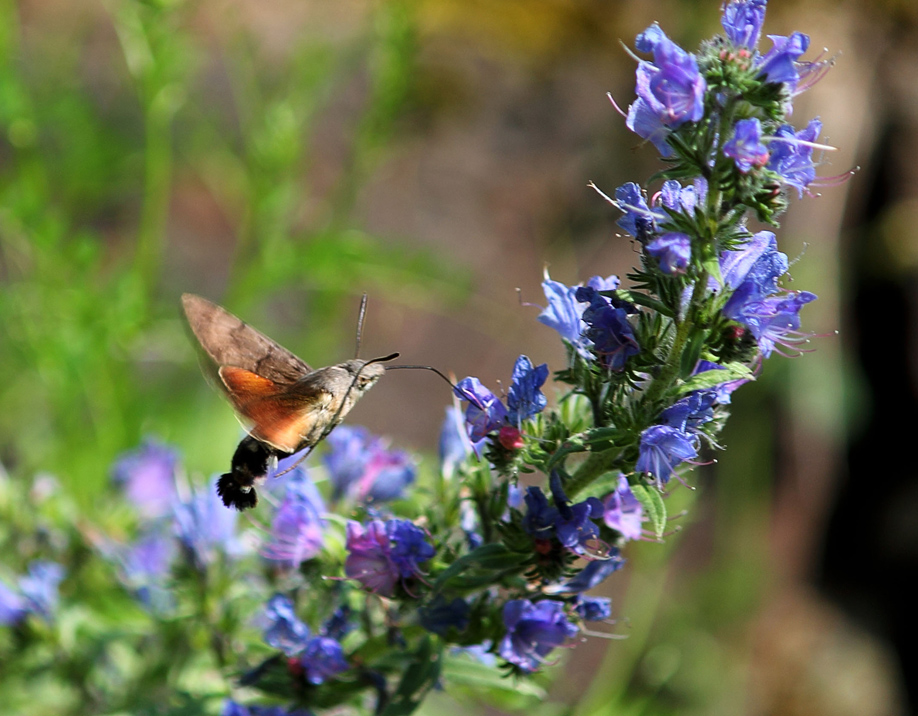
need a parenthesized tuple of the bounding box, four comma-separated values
(0, 0, 464, 506)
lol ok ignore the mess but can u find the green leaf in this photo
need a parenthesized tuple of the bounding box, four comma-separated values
(630, 484, 667, 538)
(676, 360, 753, 395)
(433, 544, 521, 590)
(679, 328, 709, 379)
(703, 255, 722, 285)
(613, 289, 675, 318)
(380, 637, 444, 716)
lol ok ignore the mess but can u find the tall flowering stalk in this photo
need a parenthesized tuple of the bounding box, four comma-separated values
(1, 3, 837, 714)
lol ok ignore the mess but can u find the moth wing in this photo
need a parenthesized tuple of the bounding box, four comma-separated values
(182, 293, 312, 386)
(219, 366, 326, 453)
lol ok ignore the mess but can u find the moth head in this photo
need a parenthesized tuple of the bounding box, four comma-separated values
(340, 359, 388, 393)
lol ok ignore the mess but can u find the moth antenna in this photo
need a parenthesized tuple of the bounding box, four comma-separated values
(355, 293, 369, 359)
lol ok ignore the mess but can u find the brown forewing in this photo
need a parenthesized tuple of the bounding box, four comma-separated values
(181, 293, 312, 386)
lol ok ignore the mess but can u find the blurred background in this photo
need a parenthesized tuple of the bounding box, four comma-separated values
(1, 0, 916, 714)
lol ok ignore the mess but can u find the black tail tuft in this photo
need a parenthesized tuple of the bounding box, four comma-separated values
(216, 473, 258, 511)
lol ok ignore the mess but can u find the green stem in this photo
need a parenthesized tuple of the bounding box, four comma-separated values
(567, 448, 620, 499)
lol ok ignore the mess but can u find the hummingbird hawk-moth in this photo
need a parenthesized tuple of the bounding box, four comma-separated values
(182, 293, 398, 511)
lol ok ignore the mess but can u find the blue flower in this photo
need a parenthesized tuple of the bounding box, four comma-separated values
(261, 595, 349, 684)
(767, 119, 822, 197)
(659, 391, 717, 433)
(720, 230, 788, 313)
(757, 32, 810, 89)
(263, 594, 310, 657)
(646, 232, 691, 274)
(263, 470, 326, 567)
(615, 182, 660, 241)
(522, 486, 560, 540)
(545, 551, 626, 595)
(724, 118, 770, 172)
(300, 636, 349, 685)
(549, 473, 604, 555)
(420, 596, 471, 636)
(602, 476, 645, 542)
(636, 425, 698, 484)
(627, 24, 707, 155)
(0, 579, 27, 626)
(507, 355, 549, 425)
(221, 701, 311, 716)
(574, 596, 612, 622)
(693, 360, 750, 404)
(721, 0, 767, 49)
(453, 377, 508, 441)
(454, 355, 548, 442)
(344, 519, 434, 596)
(499, 599, 578, 672)
(575, 287, 641, 371)
(731, 291, 817, 357)
(538, 272, 620, 358)
(109, 530, 175, 611)
(111, 439, 178, 518)
(660, 177, 707, 214)
(324, 426, 416, 503)
(388, 519, 436, 579)
(173, 484, 241, 568)
(344, 520, 398, 596)
(522, 477, 604, 556)
(18, 561, 64, 620)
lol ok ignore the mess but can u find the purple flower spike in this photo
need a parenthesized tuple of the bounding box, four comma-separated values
(636, 425, 698, 484)
(263, 470, 326, 567)
(646, 232, 691, 274)
(721, 0, 768, 49)
(111, 439, 178, 518)
(499, 599, 578, 672)
(724, 118, 770, 172)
